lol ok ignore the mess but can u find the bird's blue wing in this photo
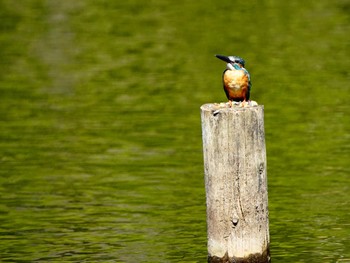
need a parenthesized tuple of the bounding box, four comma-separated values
(242, 68, 251, 100)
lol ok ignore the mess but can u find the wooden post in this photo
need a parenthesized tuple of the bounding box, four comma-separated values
(201, 103, 270, 263)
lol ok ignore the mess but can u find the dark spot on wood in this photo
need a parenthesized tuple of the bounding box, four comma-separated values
(231, 218, 239, 228)
(213, 110, 221, 116)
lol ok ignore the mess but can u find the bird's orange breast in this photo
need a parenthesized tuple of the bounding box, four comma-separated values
(223, 70, 249, 100)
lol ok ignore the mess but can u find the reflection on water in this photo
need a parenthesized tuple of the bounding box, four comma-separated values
(0, 0, 349, 262)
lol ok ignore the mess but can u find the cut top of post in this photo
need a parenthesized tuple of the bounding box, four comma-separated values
(201, 102, 263, 115)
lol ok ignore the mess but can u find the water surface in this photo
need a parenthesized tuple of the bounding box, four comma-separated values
(0, 0, 349, 262)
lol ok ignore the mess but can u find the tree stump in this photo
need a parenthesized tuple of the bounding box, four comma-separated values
(201, 103, 270, 263)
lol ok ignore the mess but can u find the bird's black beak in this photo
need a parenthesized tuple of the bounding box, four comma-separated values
(215, 54, 232, 63)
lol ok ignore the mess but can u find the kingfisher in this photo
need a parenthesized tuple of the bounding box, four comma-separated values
(215, 54, 251, 107)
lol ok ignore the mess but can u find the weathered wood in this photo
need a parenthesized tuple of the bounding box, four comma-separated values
(201, 103, 270, 263)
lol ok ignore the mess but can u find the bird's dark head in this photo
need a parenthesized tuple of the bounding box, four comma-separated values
(215, 54, 245, 68)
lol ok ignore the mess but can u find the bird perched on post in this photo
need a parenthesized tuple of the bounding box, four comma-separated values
(215, 54, 251, 107)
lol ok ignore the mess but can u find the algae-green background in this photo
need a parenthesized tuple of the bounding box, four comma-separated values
(0, 0, 349, 262)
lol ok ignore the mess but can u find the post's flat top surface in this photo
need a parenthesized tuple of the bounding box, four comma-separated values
(201, 101, 263, 112)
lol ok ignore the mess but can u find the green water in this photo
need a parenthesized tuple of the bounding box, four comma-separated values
(0, 0, 349, 262)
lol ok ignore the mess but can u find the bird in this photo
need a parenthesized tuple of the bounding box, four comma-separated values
(215, 54, 251, 107)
